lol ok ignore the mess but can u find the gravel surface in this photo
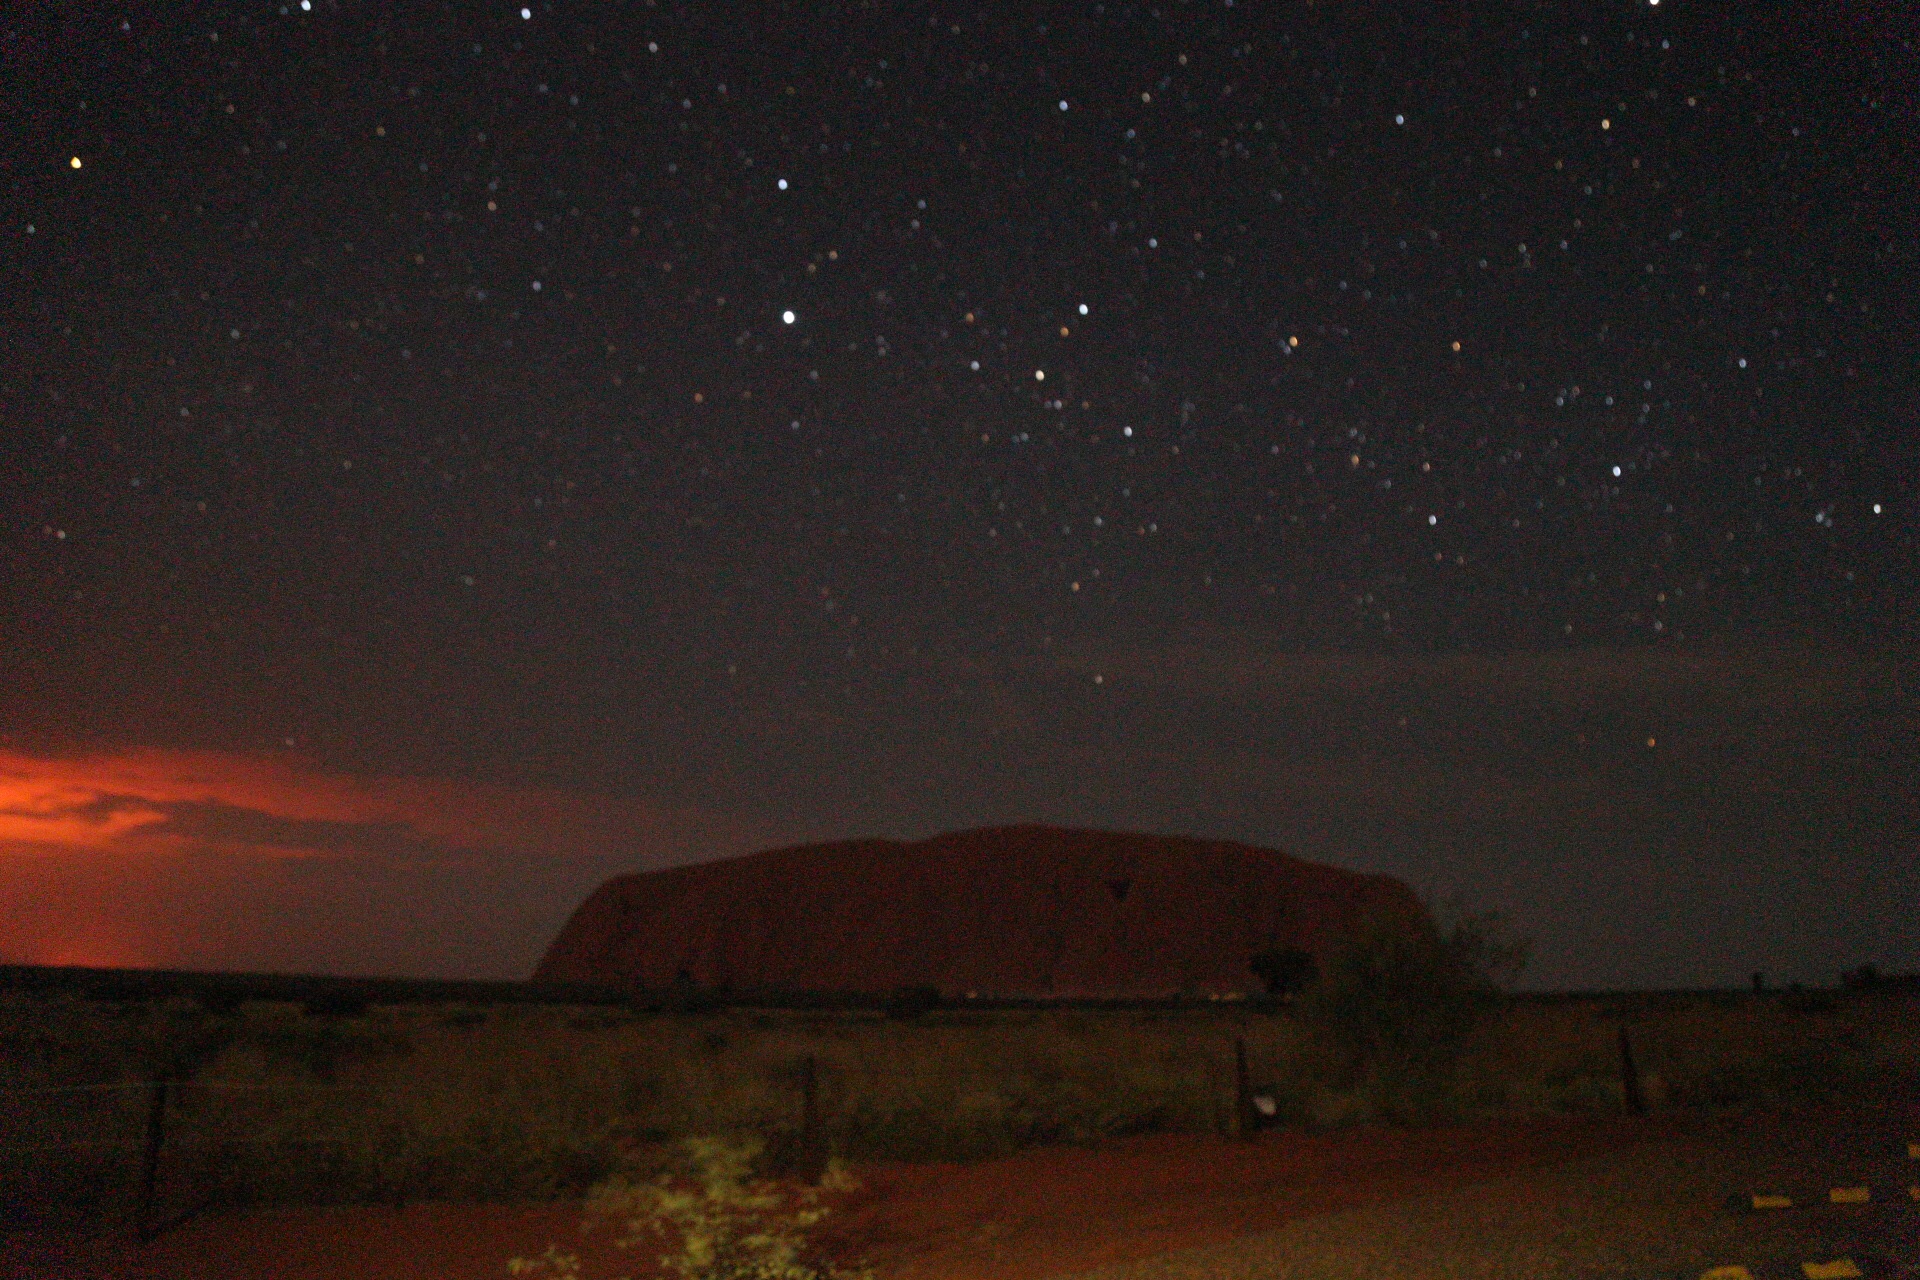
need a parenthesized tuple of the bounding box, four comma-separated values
(1057, 1112, 1919, 1280)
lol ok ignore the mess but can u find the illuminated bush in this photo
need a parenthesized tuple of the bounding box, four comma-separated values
(509, 1134, 870, 1280)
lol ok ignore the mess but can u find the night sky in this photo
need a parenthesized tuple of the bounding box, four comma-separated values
(3, 1, 1914, 990)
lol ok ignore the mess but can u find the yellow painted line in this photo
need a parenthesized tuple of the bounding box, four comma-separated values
(1828, 1185, 1870, 1204)
(1802, 1261, 1862, 1280)
(1908, 1140, 1918, 1159)
(1751, 1193, 1793, 1209)
(1700, 1268, 1754, 1280)
(1908, 1184, 1919, 1200)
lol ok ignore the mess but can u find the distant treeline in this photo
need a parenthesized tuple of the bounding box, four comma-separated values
(1839, 964, 1920, 992)
(0, 965, 1293, 1017)
(0, 964, 629, 1016)
(3, 963, 1905, 1018)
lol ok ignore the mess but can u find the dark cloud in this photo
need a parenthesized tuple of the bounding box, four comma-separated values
(155, 799, 461, 864)
(769, 635, 1918, 990)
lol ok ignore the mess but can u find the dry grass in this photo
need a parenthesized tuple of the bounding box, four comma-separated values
(3, 989, 1916, 1222)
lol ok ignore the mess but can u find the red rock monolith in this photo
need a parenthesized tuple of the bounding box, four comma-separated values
(534, 824, 1422, 997)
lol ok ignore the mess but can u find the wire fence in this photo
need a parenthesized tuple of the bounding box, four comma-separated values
(0, 1033, 1274, 1247)
(0, 1076, 383, 1243)
(0, 1054, 859, 1245)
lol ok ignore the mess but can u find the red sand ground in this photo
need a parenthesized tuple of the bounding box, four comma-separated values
(7, 1114, 1693, 1280)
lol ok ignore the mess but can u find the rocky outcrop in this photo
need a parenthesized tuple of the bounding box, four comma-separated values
(534, 824, 1422, 997)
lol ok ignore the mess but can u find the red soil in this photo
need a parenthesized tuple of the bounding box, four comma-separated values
(535, 824, 1421, 997)
(10, 1114, 1689, 1280)
(822, 1115, 1693, 1280)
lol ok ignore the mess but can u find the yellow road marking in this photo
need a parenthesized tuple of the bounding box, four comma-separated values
(1700, 1268, 1753, 1280)
(1802, 1261, 1862, 1280)
(1828, 1186, 1870, 1204)
(1908, 1140, 1919, 1159)
(1752, 1193, 1793, 1209)
(1908, 1184, 1919, 1200)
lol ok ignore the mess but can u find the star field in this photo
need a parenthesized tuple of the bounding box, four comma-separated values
(2, 1, 1915, 985)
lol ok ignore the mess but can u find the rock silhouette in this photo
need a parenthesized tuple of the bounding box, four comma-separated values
(535, 824, 1422, 997)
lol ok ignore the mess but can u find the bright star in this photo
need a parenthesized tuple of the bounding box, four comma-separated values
(782, 310, 795, 324)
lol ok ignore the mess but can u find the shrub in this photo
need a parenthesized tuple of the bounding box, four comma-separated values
(882, 986, 942, 1020)
(1303, 907, 1528, 1118)
(509, 1135, 870, 1280)
(1248, 947, 1318, 998)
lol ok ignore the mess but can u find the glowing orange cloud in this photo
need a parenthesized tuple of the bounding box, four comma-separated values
(0, 746, 750, 864)
(0, 746, 773, 976)
(0, 748, 382, 850)
(0, 771, 171, 848)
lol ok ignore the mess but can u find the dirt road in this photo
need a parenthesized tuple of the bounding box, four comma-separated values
(7, 1103, 1915, 1279)
(1056, 1111, 1919, 1280)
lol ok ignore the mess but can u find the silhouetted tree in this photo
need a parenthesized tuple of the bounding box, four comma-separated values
(1840, 963, 1880, 991)
(884, 985, 941, 1019)
(1248, 947, 1318, 998)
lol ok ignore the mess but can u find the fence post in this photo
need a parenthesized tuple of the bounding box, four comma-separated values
(796, 1054, 827, 1183)
(1618, 1027, 1647, 1116)
(136, 1076, 169, 1245)
(1233, 1037, 1257, 1140)
(801, 1053, 820, 1144)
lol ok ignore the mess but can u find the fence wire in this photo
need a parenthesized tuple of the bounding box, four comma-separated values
(0, 1079, 371, 1157)
(0, 1081, 375, 1096)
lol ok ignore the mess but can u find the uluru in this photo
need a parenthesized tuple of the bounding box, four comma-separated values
(535, 825, 1423, 997)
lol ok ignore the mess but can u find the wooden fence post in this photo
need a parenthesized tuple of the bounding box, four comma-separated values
(801, 1054, 820, 1144)
(1618, 1027, 1647, 1116)
(1233, 1037, 1257, 1140)
(135, 1076, 169, 1245)
(797, 1054, 827, 1183)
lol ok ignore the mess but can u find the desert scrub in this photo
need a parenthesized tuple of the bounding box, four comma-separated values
(509, 1134, 870, 1280)
(1304, 907, 1529, 1120)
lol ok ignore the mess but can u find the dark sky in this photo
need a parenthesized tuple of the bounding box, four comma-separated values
(2, 1, 1914, 989)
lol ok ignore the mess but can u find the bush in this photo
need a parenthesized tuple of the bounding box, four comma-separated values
(1303, 907, 1528, 1119)
(1248, 948, 1318, 998)
(509, 1135, 871, 1280)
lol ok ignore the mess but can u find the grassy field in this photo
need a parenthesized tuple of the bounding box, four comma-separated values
(2, 984, 1916, 1229)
